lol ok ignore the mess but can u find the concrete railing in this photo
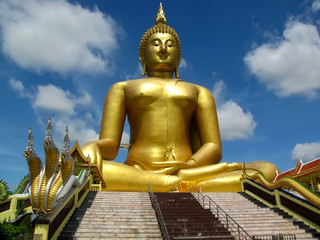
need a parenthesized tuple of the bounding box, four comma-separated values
(0, 195, 33, 223)
(242, 179, 320, 233)
(33, 177, 91, 240)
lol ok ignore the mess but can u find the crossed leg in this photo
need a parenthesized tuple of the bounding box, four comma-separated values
(101, 161, 278, 192)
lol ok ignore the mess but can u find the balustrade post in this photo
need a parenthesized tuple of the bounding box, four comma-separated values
(33, 219, 50, 240)
(226, 215, 228, 229)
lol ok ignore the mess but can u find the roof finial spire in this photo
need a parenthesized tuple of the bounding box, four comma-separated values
(155, 3, 166, 25)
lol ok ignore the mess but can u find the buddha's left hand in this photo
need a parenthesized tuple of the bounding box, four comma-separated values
(148, 159, 197, 175)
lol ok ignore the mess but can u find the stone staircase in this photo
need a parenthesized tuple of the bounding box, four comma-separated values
(201, 192, 318, 239)
(58, 191, 319, 239)
(58, 191, 162, 239)
(155, 192, 234, 239)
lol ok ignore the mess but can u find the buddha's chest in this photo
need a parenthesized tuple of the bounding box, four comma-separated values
(125, 80, 197, 110)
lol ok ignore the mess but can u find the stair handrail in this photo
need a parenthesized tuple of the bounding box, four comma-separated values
(189, 184, 252, 240)
(242, 178, 319, 233)
(148, 184, 170, 240)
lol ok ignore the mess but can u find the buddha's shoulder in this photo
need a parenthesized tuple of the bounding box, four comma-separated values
(107, 80, 141, 91)
(181, 82, 211, 94)
(111, 79, 148, 87)
(110, 79, 211, 94)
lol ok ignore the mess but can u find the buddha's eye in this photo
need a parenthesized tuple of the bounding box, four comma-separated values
(166, 40, 174, 48)
(153, 40, 160, 46)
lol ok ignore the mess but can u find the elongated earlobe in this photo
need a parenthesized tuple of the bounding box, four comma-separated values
(141, 62, 146, 77)
(175, 67, 179, 78)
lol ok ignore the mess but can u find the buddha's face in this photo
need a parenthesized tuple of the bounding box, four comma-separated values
(144, 33, 178, 74)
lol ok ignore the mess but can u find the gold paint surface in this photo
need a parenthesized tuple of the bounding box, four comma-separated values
(79, 4, 278, 192)
(28, 155, 42, 206)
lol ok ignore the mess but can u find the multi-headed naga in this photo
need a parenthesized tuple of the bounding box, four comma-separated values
(24, 117, 89, 218)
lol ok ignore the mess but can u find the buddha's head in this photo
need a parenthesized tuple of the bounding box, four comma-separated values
(139, 3, 181, 78)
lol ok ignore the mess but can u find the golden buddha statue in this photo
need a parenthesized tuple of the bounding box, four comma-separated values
(81, 4, 278, 192)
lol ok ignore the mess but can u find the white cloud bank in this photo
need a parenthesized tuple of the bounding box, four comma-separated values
(0, 0, 122, 75)
(213, 81, 257, 141)
(292, 141, 320, 162)
(9, 78, 99, 147)
(245, 21, 320, 99)
(9, 78, 131, 148)
(33, 85, 92, 115)
(312, 0, 320, 12)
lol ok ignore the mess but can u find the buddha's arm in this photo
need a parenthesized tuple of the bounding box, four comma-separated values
(190, 86, 222, 167)
(81, 82, 126, 166)
(98, 82, 126, 159)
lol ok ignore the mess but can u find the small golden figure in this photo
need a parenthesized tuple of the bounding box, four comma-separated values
(81, 4, 278, 192)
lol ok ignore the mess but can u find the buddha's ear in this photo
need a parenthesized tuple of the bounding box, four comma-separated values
(141, 61, 146, 77)
(175, 67, 179, 79)
(175, 58, 181, 78)
(139, 56, 146, 77)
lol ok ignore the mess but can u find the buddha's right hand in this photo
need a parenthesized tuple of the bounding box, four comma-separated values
(147, 159, 197, 175)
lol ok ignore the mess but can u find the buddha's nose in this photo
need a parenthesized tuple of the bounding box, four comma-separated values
(158, 45, 168, 59)
(159, 45, 167, 53)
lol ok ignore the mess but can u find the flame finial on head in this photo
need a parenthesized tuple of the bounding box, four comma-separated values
(25, 127, 35, 153)
(155, 3, 166, 25)
(62, 126, 70, 154)
(45, 116, 53, 143)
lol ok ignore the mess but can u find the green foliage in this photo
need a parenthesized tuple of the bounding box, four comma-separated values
(19, 215, 32, 233)
(0, 179, 12, 200)
(15, 200, 26, 217)
(0, 214, 32, 240)
(13, 175, 29, 195)
(0, 175, 29, 201)
(0, 217, 32, 240)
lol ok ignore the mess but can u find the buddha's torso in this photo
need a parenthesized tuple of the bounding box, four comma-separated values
(123, 78, 198, 170)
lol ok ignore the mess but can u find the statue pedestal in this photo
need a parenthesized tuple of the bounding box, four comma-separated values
(178, 181, 200, 192)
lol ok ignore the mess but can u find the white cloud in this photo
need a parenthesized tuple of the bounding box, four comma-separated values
(53, 116, 99, 148)
(292, 141, 320, 162)
(123, 63, 142, 80)
(9, 78, 24, 93)
(9, 78, 98, 144)
(9, 79, 92, 115)
(121, 131, 130, 144)
(213, 81, 257, 141)
(218, 101, 256, 141)
(32, 84, 97, 146)
(211, 79, 226, 105)
(179, 58, 188, 69)
(33, 84, 91, 115)
(53, 117, 130, 150)
(0, 0, 122, 75)
(312, 0, 320, 12)
(9, 78, 129, 150)
(245, 21, 320, 99)
(8, 78, 33, 98)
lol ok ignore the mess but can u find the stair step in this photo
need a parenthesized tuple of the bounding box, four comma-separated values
(155, 192, 234, 239)
(200, 192, 317, 239)
(59, 191, 318, 239)
(58, 191, 162, 239)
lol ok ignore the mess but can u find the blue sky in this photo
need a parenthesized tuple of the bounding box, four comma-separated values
(1, 0, 320, 189)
